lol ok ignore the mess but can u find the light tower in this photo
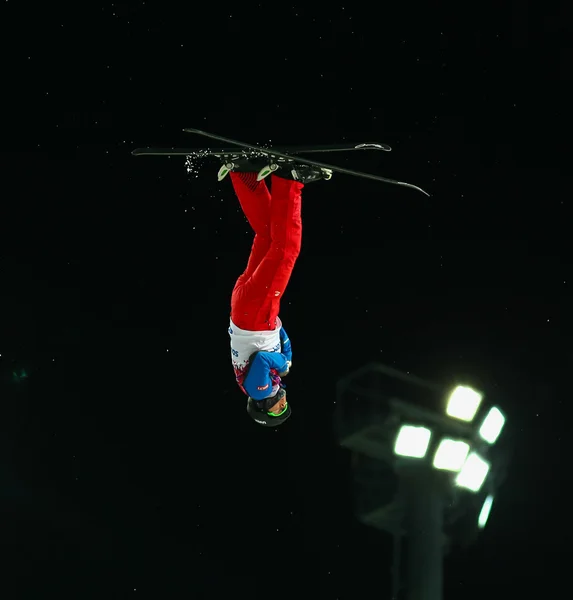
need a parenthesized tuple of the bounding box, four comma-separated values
(334, 362, 509, 600)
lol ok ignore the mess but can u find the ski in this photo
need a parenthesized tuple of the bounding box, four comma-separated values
(181, 128, 430, 197)
(131, 142, 391, 157)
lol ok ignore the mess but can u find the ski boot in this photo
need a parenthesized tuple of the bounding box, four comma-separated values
(217, 154, 270, 182)
(257, 160, 332, 184)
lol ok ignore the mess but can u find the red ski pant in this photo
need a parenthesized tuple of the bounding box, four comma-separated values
(230, 172, 304, 331)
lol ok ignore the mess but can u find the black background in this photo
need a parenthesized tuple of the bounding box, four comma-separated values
(1, 1, 571, 597)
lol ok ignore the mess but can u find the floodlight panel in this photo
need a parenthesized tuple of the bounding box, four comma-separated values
(478, 494, 494, 529)
(394, 425, 432, 458)
(446, 386, 483, 422)
(455, 452, 490, 492)
(479, 406, 505, 444)
(432, 438, 470, 472)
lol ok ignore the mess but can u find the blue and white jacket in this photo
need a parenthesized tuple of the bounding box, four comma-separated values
(229, 317, 292, 400)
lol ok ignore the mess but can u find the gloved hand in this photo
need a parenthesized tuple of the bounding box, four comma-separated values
(279, 361, 291, 377)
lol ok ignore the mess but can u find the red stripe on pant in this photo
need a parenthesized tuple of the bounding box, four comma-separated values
(230, 172, 304, 331)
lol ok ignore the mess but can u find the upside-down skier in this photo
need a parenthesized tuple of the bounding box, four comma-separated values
(225, 158, 332, 426)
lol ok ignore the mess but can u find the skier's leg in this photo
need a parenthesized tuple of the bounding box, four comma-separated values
(230, 172, 272, 280)
(231, 174, 303, 330)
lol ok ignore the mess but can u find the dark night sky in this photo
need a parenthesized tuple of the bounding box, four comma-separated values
(1, 1, 572, 598)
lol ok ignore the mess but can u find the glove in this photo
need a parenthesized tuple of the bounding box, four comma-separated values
(279, 361, 291, 377)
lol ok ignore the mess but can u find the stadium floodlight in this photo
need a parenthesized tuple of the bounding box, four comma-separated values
(455, 452, 490, 492)
(479, 406, 505, 444)
(432, 438, 470, 472)
(446, 385, 483, 422)
(478, 494, 494, 529)
(394, 424, 432, 458)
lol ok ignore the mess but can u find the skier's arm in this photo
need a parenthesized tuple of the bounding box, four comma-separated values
(280, 327, 292, 365)
(244, 351, 290, 400)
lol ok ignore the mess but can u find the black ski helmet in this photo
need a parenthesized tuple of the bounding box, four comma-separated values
(246, 384, 291, 427)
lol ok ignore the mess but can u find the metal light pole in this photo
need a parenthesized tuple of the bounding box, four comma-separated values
(400, 466, 443, 600)
(334, 362, 508, 600)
